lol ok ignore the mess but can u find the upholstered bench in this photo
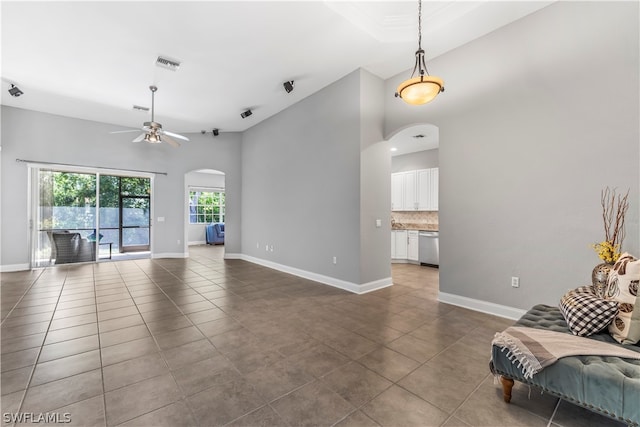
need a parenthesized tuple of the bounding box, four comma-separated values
(491, 304, 640, 426)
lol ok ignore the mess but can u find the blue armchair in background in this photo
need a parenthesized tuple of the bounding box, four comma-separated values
(205, 222, 224, 245)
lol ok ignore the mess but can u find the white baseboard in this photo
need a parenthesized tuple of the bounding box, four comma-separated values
(0, 263, 30, 272)
(223, 253, 242, 259)
(238, 254, 391, 294)
(151, 252, 188, 259)
(438, 291, 526, 320)
(358, 277, 393, 294)
(188, 241, 207, 246)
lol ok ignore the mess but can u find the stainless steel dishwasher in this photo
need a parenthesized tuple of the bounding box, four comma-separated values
(419, 231, 439, 266)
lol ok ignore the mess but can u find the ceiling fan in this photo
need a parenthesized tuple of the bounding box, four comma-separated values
(111, 85, 189, 147)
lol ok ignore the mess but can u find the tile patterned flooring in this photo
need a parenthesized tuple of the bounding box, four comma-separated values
(0, 246, 625, 426)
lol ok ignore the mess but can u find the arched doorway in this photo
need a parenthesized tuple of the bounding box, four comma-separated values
(388, 123, 439, 279)
(184, 169, 226, 257)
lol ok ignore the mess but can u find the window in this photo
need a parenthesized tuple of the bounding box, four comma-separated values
(33, 168, 152, 267)
(189, 190, 225, 224)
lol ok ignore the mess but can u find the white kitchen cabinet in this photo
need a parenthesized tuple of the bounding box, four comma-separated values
(392, 168, 438, 211)
(391, 230, 408, 259)
(417, 169, 431, 210)
(403, 171, 417, 210)
(407, 230, 419, 261)
(418, 168, 439, 211)
(392, 171, 417, 210)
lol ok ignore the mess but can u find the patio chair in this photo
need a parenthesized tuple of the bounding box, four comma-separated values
(51, 232, 80, 264)
(76, 237, 96, 262)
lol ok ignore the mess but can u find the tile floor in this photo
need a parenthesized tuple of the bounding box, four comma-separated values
(0, 246, 625, 426)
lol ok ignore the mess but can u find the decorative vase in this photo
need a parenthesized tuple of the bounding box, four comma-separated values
(592, 262, 613, 298)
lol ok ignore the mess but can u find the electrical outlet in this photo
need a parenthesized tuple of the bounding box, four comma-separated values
(333, 256, 337, 265)
(511, 277, 520, 288)
(265, 244, 269, 251)
(269, 245, 273, 252)
(256, 242, 259, 249)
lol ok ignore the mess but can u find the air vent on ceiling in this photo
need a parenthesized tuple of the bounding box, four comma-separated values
(132, 105, 149, 112)
(155, 56, 181, 71)
(413, 134, 426, 139)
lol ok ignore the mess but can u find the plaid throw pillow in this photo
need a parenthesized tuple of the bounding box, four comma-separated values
(559, 287, 619, 337)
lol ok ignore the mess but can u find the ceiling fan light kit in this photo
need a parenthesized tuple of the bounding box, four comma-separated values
(111, 85, 189, 148)
(395, 0, 444, 106)
(144, 132, 161, 144)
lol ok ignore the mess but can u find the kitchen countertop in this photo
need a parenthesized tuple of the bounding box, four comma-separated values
(391, 223, 438, 231)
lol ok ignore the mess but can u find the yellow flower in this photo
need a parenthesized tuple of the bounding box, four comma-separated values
(592, 241, 620, 264)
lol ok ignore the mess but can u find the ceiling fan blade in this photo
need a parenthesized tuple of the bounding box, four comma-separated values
(162, 135, 181, 148)
(162, 130, 189, 141)
(132, 133, 146, 143)
(110, 129, 143, 134)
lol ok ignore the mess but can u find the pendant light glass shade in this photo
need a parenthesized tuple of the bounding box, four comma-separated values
(395, 0, 444, 105)
(396, 75, 444, 105)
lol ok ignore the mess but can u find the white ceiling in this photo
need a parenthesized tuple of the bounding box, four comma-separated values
(389, 123, 439, 156)
(1, 1, 553, 140)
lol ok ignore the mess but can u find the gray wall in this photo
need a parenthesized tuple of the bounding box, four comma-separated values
(385, 1, 639, 310)
(392, 149, 439, 173)
(359, 69, 391, 284)
(242, 69, 388, 286)
(0, 106, 242, 267)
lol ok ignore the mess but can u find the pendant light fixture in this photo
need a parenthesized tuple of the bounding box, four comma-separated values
(395, 0, 444, 105)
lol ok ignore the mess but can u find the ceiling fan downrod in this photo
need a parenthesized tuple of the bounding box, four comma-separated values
(149, 85, 157, 123)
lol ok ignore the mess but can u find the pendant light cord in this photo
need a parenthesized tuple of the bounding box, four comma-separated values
(417, 0, 422, 51)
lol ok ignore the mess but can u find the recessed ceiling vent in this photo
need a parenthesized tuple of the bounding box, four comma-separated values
(155, 56, 181, 71)
(132, 105, 149, 112)
(413, 134, 426, 139)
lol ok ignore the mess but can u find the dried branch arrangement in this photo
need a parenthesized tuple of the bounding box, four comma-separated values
(594, 187, 630, 263)
(601, 187, 630, 249)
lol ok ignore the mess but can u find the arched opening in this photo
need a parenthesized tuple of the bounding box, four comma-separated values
(184, 169, 226, 259)
(388, 123, 440, 289)
(387, 123, 439, 154)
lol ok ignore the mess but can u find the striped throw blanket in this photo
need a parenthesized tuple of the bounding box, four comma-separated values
(492, 326, 640, 379)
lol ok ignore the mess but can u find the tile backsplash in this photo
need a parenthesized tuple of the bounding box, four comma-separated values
(391, 211, 438, 227)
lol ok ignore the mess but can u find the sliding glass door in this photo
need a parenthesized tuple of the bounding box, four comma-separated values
(119, 178, 151, 252)
(32, 168, 152, 267)
(34, 170, 97, 267)
(98, 175, 151, 253)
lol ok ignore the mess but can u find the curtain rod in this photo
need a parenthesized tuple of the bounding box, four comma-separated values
(15, 159, 167, 176)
